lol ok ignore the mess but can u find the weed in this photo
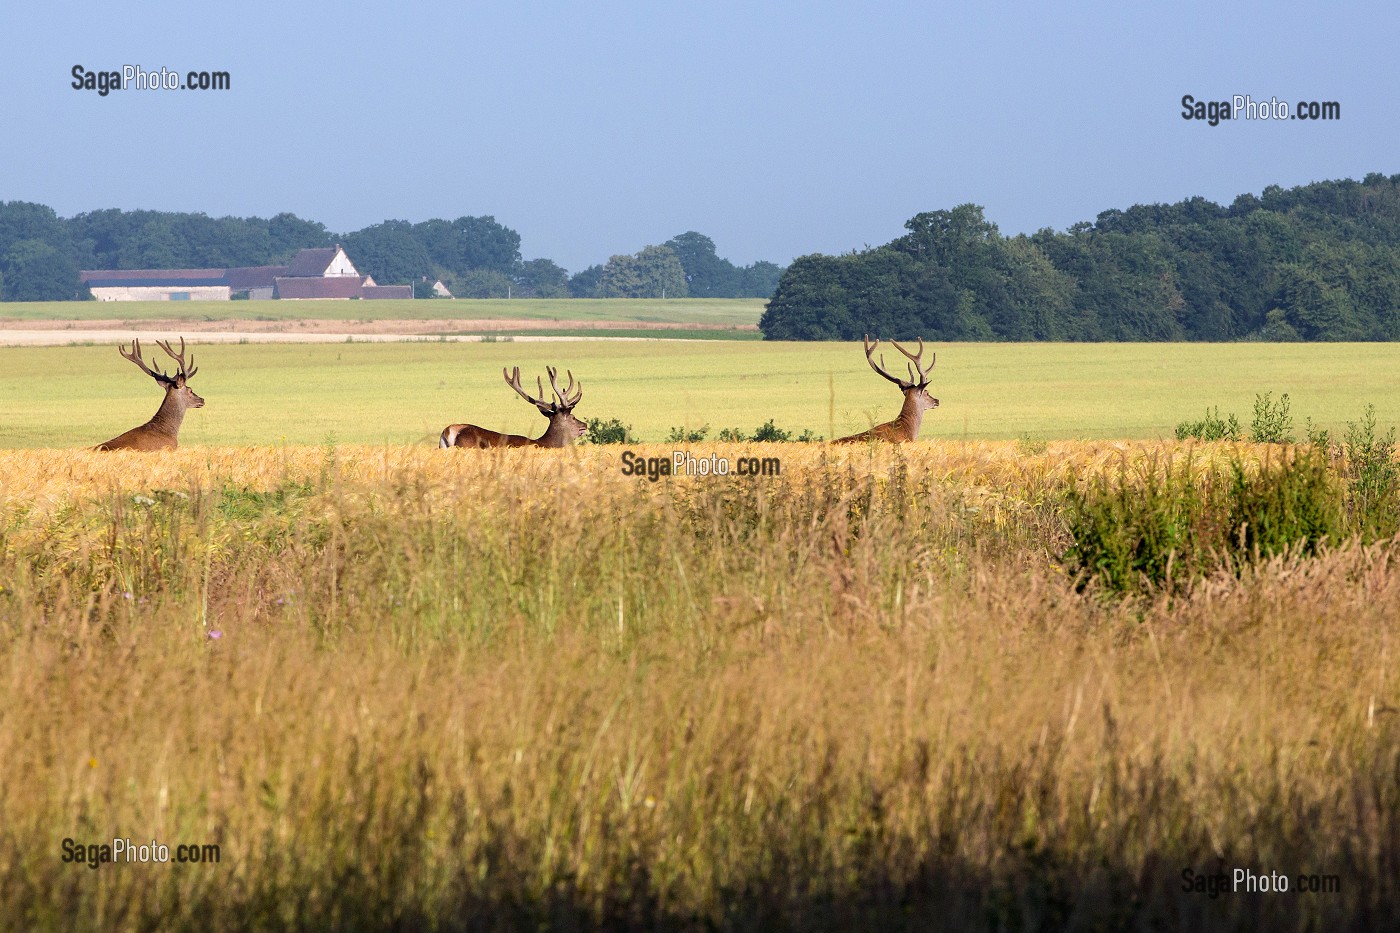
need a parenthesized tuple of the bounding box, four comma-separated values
(1174, 406, 1241, 442)
(1250, 391, 1294, 443)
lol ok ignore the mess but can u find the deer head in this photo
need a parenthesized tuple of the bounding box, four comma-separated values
(834, 335, 938, 443)
(120, 337, 204, 410)
(503, 365, 586, 446)
(862, 334, 937, 415)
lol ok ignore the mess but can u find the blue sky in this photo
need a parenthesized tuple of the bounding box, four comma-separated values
(1, 1, 1394, 273)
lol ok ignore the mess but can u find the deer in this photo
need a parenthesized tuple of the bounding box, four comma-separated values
(93, 337, 205, 451)
(833, 335, 938, 443)
(439, 366, 587, 449)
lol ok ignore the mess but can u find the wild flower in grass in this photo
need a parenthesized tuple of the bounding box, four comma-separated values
(206, 630, 223, 640)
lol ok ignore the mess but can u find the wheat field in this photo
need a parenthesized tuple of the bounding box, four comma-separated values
(1, 440, 1396, 930)
(3, 341, 1400, 448)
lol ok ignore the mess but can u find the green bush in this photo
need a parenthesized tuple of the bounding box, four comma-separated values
(1250, 391, 1294, 443)
(1063, 456, 1217, 593)
(1174, 407, 1241, 442)
(710, 420, 819, 442)
(1226, 448, 1340, 559)
(750, 419, 791, 442)
(1342, 404, 1399, 538)
(584, 417, 636, 445)
(1065, 449, 1345, 594)
(665, 425, 709, 443)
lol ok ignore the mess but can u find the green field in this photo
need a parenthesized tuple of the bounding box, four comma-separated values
(2, 341, 1398, 448)
(0, 297, 766, 326)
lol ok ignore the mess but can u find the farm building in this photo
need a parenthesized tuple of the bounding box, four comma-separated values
(80, 246, 413, 301)
(80, 268, 231, 302)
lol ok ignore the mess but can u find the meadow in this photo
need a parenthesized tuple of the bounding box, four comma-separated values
(0, 298, 767, 326)
(3, 335, 1399, 929)
(1, 440, 1397, 930)
(2, 341, 1400, 448)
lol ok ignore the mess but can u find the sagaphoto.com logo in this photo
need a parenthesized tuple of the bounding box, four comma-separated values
(1181, 93, 1340, 126)
(72, 64, 230, 97)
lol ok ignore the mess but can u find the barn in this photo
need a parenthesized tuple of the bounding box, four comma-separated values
(80, 246, 414, 301)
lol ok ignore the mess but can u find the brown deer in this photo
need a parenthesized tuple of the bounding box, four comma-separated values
(833, 335, 938, 443)
(439, 366, 586, 448)
(93, 337, 205, 451)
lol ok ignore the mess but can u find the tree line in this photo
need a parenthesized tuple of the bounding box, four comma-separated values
(0, 203, 783, 301)
(761, 173, 1400, 342)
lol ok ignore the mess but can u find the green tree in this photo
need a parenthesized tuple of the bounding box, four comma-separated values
(269, 212, 334, 257)
(597, 245, 687, 298)
(415, 216, 522, 277)
(568, 264, 603, 298)
(515, 258, 570, 298)
(736, 260, 784, 298)
(342, 221, 434, 285)
(1, 239, 80, 300)
(664, 231, 737, 297)
(450, 269, 514, 298)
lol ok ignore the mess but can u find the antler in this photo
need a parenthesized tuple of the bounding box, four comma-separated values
(503, 366, 556, 413)
(546, 366, 583, 410)
(119, 338, 176, 386)
(155, 336, 197, 381)
(863, 334, 934, 388)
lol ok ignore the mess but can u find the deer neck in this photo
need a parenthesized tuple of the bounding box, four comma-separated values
(144, 388, 187, 439)
(889, 390, 925, 441)
(534, 415, 576, 448)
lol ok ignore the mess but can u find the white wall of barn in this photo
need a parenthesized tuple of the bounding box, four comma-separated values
(90, 286, 231, 301)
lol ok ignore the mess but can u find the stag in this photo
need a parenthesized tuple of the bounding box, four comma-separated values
(440, 366, 586, 448)
(833, 335, 938, 443)
(93, 337, 205, 451)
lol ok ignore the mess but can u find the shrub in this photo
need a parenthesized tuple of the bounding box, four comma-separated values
(710, 421, 818, 442)
(1174, 407, 1241, 442)
(1063, 455, 1217, 593)
(666, 425, 709, 443)
(1065, 449, 1345, 594)
(1226, 448, 1340, 559)
(1342, 404, 1399, 539)
(750, 419, 791, 442)
(1249, 391, 1294, 443)
(584, 417, 637, 445)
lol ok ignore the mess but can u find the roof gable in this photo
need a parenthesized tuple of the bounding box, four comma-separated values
(284, 246, 357, 277)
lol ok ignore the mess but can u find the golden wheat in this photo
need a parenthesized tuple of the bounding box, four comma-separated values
(1, 440, 1394, 930)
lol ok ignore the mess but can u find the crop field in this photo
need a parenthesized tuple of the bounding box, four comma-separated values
(0, 298, 767, 327)
(1, 341, 1398, 448)
(1, 439, 1397, 930)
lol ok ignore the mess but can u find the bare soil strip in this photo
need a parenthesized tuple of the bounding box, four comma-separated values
(0, 318, 757, 334)
(0, 318, 756, 346)
(0, 330, 699, 346)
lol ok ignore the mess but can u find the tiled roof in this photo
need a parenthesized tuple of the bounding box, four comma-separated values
(274, 275, 367, 299)
(225, 265, 288, 289)
(359, 285, 413, 299)
(283, 247, 339, 277)
(81, 268, 227, 286)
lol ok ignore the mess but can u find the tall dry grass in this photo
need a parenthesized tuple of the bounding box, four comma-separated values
(0, 441, 1397, 930)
